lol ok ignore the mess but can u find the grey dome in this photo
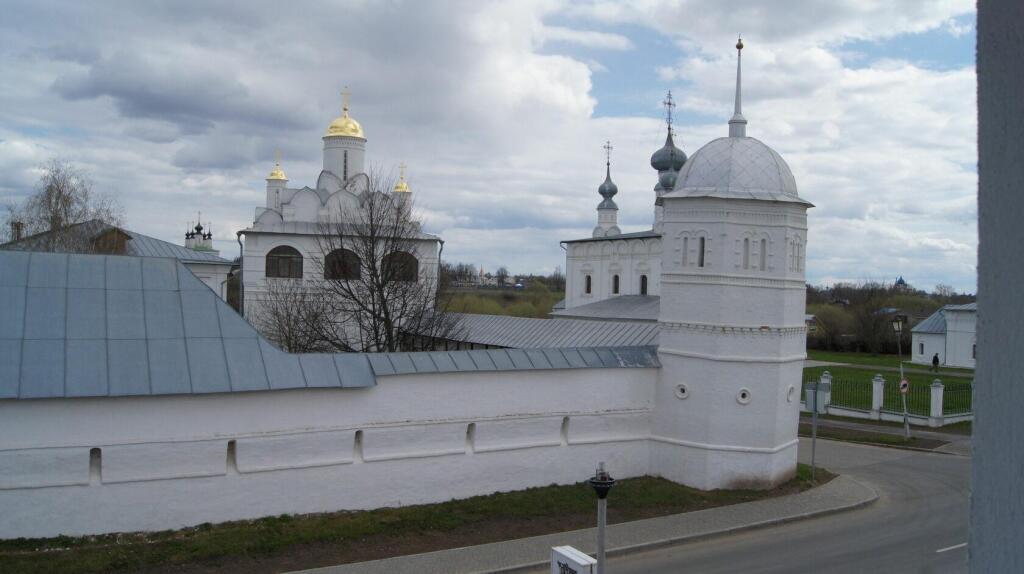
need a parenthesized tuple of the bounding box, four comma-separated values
(598, 168, 618, 198)
(658, 169, 677, 190)
(671, 136, 811, 205)
(650, 131, 686, 171)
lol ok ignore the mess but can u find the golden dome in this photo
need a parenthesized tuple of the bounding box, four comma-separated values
(325, 89, 365, 138)
(393, 162, 410, 193)
(267, 150, 287, 180)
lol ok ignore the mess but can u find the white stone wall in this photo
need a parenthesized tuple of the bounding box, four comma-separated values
(565, 238, 661, 309)
(654, 197, 808, 490)
(0, 367, 656, 538)
(184, 262, 231, 300)
(911, 332, 946, 366)
(944, 309, 976, 368)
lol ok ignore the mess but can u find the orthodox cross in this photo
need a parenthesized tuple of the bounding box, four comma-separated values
(341, 86, 351, 112)
(603, 140, 613, 166)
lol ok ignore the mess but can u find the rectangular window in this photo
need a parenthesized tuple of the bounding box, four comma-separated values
(760, 239, 767, 270)
(612, 274, 619, 294)
(698, 237, 706, 268)
(919, 342, 924, 355)
(743, 238, 750, 269)
(682, 237, 689, 266)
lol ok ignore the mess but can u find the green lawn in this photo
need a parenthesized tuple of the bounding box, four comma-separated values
(806, 350, 975, 376)
(803, 366, 973, 416)
(0, 470, 824, 574)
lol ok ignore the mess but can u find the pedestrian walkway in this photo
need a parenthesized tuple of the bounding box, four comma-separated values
(289, 475, 877, 574)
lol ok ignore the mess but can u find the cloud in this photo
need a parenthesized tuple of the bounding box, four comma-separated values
(0, 0, 979, 292)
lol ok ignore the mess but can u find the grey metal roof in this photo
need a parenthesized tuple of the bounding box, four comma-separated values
(369, 346, 659, 376)
(1, 220, 232, 265)
(446, 312, 660, 348)
(562, 230, 661, 244)
(0, 251, 661, 400)
(0, 251, 372, 399)
(550, 295, 660, 322)
(944, 302, 977, 312)
(912, 308, 947, 334)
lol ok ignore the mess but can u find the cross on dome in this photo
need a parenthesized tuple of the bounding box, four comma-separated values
(603, 140, 613, 166)
(393, 161, 411, 193)
(662, 90, 676, 132)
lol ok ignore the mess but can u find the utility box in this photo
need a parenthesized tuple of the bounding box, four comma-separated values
(551, 546, 596, 574)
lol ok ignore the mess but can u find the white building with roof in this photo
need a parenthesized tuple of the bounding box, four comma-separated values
(239, 92, 441, 321)
(912, 303, 977, 368)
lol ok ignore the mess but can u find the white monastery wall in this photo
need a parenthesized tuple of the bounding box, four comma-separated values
(0, 367, 655, 538)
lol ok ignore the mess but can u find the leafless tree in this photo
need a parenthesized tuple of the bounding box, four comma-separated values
(303, 168, 460, 352)
(250, 277, 336, 353)
(2, 158, 123, 249)
(495, 266, 510, 287)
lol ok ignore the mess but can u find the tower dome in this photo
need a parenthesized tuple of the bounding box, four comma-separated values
(598, 170, 618, 199)
(325, 89, 365, 139)
(650, 131, 686, 171)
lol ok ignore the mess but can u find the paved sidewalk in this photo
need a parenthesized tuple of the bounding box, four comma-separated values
(290, 475, 877, 574)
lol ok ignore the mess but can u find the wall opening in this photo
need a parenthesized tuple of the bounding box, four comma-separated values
(343, 150, 349, 180)
(89, 448, 102, 486)
(743, 238, 750, 269)
(612, 274, 620, 294)
(226, 440, 239, 475)
(466, 422, 477, 454)
(682, 237, 689, 266)
(585, 275, 592, 294)
(560, 416, 570, 446)
(353, 430, 364, 463)
(698, 237, 706, 268)
(760, 239, 767, 270)
(640, 275, 648, 295)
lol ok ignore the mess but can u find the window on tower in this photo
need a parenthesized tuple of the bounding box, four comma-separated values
(585, 275, 592, 294)
(760, 239, 768, 270)
(266, 246, 303, 279)
(383, 251, 418, 282)
(698, 237, 706, 268)
(612, 274, 620, 294)
(743, 238, 750, 269)
(640, 275, 648, 295)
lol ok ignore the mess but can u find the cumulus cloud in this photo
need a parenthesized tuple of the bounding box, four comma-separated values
(0, 0, 978, 291)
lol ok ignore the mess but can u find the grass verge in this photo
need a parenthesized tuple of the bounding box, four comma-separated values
(806, 350, 974, 376)
(799, 423, 949, 450)
(0, 467, 828, 574)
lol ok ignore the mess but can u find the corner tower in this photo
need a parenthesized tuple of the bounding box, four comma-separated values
(652, 38, 813, 489)
(323, 88, 366, 182)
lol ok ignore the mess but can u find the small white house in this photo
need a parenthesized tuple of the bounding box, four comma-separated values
(911, 303, 977, 368)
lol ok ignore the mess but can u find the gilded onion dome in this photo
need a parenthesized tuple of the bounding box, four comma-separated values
(393, 162, 411, 193)
(325, 89, 365, 139)
(267, 161, 287, 181)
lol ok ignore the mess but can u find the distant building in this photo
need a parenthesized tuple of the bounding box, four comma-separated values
(911, 303, 976, 368)
(0, 219, 232, 298)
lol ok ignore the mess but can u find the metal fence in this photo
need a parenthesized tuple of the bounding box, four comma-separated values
(829, 379, 872, 411)
(943, 382, 974, 415)
(880, 381, 931, 416)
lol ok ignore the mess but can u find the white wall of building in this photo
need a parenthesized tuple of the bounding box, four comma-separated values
(945, 309, 976, 368)
(0, 367, 655, 538)
(565, 238, 661, 309)
(912, 332, 946, 366)
(184, 262, 231, 300)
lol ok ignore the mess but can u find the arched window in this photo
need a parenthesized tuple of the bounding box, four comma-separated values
(640, 275, 648, 295)
(585, 275, 592, 294)
(760, 239, 768, 270)
(383, 251, 418, 282)
(612, 274, 620, 294)
(325, 248, 361, 280)
(265, 246, 303, 278)
(698, 237, 706, 268)
(743, 238, 750, 269)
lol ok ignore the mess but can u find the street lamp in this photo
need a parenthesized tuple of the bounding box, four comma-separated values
(891, 314, 910, 439)
(589, 462, 615, 574)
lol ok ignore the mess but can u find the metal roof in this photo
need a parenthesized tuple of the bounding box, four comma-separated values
(912, 308, 947, 334)
(562, 230, 661, 244)
(550, 295, 660, 322)
(0, 252, 660, 400)
(1, 220, 232, 265)
(447, 313, 660, 348)
(944, 302, 977, 312)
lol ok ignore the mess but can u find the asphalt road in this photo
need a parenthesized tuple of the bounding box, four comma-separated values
(607, 438, 970, 574)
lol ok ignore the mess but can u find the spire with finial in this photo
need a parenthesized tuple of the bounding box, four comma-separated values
(268, 148, 288, 181)
(728, 36, 747, 138)
(393, 161, 411, 193)
(599, 140, 618, 202)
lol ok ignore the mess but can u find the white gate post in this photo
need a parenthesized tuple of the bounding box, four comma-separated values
(871, 374, 886, 420)
(817, 371, 832, 414)
(929, 379, 945, 428)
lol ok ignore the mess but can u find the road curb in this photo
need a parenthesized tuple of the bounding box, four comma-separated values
(292, 474, 879, 574)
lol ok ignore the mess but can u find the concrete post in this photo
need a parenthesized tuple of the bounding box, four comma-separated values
(929, 379, 945, 428)
(871, 374, 886, 420)
(817, 371, 832, 414)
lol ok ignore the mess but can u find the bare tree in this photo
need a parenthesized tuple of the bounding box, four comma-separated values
(250, 277, 336, 353)
(495, 266, 510, 287)
(307, 168, 460, 352)
(2, 158, 123, 249)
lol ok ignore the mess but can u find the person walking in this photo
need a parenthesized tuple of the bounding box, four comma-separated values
(931, 353, 940, 372)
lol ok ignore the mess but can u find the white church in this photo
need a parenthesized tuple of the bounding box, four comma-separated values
(0, 40, 814, 540)
(238, 91, 441, 322)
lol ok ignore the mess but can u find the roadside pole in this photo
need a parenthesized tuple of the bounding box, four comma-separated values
(810, 379, 818, 484)
(589, 463, 615, 574)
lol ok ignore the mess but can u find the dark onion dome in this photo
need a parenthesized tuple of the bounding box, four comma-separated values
(598, 197, 618, 210)
(659, 169, 677, 190)
(598, 167, 618, 199)
(650, 130, 687, 171)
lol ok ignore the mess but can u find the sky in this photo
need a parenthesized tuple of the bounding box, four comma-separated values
(0, 0, 978, 292)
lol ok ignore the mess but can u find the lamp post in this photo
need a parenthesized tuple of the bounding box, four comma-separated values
(892, 314, 910, 439)
(589, 462, 615, 574)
